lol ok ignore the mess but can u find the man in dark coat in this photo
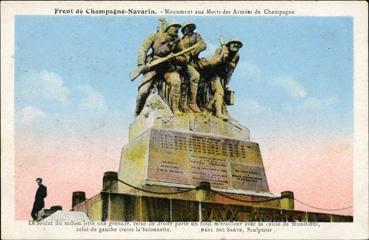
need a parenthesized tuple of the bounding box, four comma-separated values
(31, 177, 47, 220)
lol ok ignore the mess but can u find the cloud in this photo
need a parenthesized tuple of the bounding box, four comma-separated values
(274, 76, 307, 99)
(231, 98, 269, 116)
(283, 96, 338, 112)
(301, 96, 338, 111)
(18, 70, 70, 103)
(16, 106, 45, 125)
(76, 85, 106, 111)
(236, 61, 263, 81)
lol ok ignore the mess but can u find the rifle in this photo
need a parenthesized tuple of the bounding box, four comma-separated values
(220, 35, 226, 46)
(130, 42, 200, 81)
(219, 35, 227, 59)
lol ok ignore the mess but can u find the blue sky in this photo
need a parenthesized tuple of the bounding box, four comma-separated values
(15, 16, 353, 141)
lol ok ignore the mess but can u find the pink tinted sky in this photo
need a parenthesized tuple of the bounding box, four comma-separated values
(15, 127, 352, 220)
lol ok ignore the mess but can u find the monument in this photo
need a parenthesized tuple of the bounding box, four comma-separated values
(69, 18, 352, 222)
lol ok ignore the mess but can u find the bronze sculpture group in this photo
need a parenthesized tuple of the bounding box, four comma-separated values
(131, 18, 243, 121)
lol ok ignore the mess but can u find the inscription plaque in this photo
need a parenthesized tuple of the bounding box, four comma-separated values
(148, 129, 270, 192)
(190, 155, 229, 188)
(231, 163, 269, 191)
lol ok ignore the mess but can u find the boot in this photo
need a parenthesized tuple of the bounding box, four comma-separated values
(215, 99, 228, 121)
(171, 91, 183, 116)
(188, 83, 201, 113)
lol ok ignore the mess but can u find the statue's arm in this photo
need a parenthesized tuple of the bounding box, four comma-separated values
(228, 53, 240, 69)
(224, 54, 240, 86)
(192, 33, 207, 56)
(137, 33, 155, 66)
(206, 47, 222, 66)
(197, 47, 227, 70)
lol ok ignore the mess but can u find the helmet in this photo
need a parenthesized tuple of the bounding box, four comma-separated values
(164, 21, 181, 32)
(181, 21, 196, 33)
(226, 38, 243, 48)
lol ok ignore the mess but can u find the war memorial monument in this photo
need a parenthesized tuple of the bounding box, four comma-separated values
(47, 18, 352, 222)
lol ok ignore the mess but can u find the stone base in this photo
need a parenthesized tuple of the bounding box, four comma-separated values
(40, 211, 89, 222)
(72, 191, 353, 222)
(129, 93, 250, 141)
(112, 181, 281, 209)
(36, 205, 63, 221)
(118, 127, 270, 197)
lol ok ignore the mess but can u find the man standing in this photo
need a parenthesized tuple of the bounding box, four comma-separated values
(31, 177, 47, 220)
(135, 21, 185, 116)
(178, 21, 207, 113)
(200, 38, 243, 120)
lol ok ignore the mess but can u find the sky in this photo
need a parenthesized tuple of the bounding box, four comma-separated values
(14, 16, 353, 220)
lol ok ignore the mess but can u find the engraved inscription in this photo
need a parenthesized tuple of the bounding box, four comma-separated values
(231, 164, 268, 191)
(190, 156, 229, 187)
(155, 131, 257, 159)
(202, 206, 240, 221)
(201, 204, 312, 222)
(148, 129, 269, 192)
(232, 168, 262, 182)
(157, 160, 184, 174)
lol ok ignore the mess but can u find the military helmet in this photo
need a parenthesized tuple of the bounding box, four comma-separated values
(164, 21, 182, 32)
(181, 21, 196, 33)
(226, 38, 243, 48)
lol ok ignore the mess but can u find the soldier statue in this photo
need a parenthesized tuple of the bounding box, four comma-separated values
(131, 18, 243, 121)
(178, 21, 207, 113)
(134, 21, 185, 116)
(199, 38, 243, 120)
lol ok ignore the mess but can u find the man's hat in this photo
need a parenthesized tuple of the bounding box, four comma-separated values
(226, 38, 243, 48)
(164, 21, 181, 32)
(181, 21, 196, 33)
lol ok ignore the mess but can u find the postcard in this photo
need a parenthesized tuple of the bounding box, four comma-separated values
(1, 1, 368, 239)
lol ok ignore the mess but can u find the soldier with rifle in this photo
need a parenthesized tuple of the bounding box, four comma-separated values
(200, 37, 243, 120)
(132, 21, 190, 116)
(178, 21, 207, 113)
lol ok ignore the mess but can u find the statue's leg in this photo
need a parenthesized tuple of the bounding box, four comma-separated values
(213, 76, 228, 120)
(135, 71, 156, 116)
(187, 65, 201, 113)
(205, 77, 217, 110)
(164, 71, 182, 116)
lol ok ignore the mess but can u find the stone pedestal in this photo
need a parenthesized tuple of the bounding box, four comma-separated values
(119, 128, 270, 194)
(114, 92, 277, 209)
